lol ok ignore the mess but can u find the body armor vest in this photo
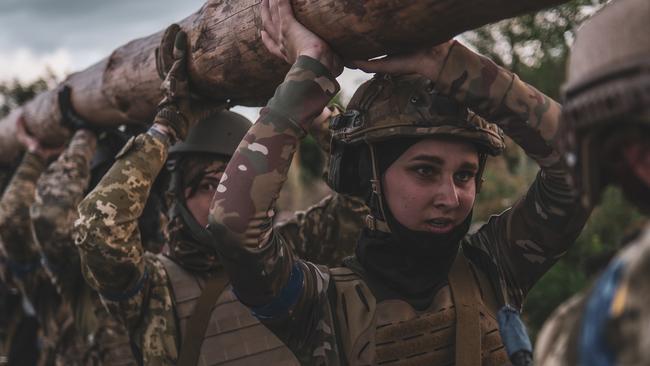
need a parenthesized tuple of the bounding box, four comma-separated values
(330, 252, 509, 365)
(159, 256, 299, 366)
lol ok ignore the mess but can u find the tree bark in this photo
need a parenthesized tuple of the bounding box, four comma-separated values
(0, 0, 567, 165)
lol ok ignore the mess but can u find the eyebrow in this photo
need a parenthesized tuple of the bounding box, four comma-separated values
(410, 155, 479, 171)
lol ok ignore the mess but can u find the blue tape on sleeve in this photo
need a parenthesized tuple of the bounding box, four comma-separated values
(578, 259, 624, 366)
(99, 269, 149, 302)
(497, 305, 533, 357)
(249, 263, 304, 320)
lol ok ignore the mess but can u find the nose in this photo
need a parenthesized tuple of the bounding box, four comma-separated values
(433, 175, 460, 209)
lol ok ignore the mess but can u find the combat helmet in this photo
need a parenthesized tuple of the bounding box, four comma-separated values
(167, 109, 252, 250)
(561, 0, 650, 208)
(328, 74, 505, 231)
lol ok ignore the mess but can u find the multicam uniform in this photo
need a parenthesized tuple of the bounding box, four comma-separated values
(74, 128, 366, 365)
(0, 151, 68, 365)
(207, 47, 591, 365)
(30, 129, 136, 365)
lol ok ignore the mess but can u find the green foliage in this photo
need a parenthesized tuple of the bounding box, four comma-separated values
(0, 73, 58, 118)
(524, 187, 644, 338)
(298, 135, 325, 182)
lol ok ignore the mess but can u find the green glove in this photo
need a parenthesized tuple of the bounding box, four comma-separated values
(154, 24, 224, 141)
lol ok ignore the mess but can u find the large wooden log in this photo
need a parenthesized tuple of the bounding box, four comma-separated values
(0, 0, 567, 165)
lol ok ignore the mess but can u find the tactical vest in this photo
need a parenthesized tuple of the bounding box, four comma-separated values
(159, 256, 300, 366)
(329, 252, 509, 366)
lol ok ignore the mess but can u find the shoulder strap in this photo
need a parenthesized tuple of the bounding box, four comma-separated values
(159, 255, 230, 366)
(177, 272, 229, 366)
(449, 251, 482, 366)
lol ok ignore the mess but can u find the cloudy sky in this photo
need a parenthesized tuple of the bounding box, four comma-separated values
(0, 0, 371, 119)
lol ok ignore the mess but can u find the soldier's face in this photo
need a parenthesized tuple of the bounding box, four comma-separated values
(185, 162, 227, 228)
(382, 137, 478, 234)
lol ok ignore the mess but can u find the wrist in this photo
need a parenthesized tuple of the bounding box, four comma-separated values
(148, 123, 176, 145)
(298, 46, 339, 76)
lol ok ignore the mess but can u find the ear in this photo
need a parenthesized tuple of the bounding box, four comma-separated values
(623, 142, 650, 187)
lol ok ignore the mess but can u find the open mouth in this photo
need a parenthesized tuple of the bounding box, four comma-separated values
(425, 218, 454, 233)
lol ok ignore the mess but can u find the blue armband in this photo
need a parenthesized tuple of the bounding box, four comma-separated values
(249, 263, 304, 320)
(579, 259, 624, 366)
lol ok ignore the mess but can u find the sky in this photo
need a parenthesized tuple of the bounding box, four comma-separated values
(0, 0, 371, 120)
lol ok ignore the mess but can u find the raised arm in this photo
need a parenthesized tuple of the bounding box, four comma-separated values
(208, 0, 341, 310)
(0, 116, 61, 286)
(31, 129, 96, 296)
(434, 42, 590, 307)
(74, 130, 167, 296)
(355, 40, 591, 307)
(0, 152, 46, 280)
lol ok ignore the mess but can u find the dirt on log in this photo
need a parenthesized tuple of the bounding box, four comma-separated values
(0, 0, 567, 165)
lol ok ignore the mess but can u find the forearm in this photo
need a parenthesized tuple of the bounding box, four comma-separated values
(208, 56, 339, 306)
(32, 130, 96, 281)
(74, 131, 168, 295)
(435, 41, 562, 166)
(0, 152, 46, 266)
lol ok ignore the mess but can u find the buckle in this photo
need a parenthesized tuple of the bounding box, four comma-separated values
(330, 109, 362, 131)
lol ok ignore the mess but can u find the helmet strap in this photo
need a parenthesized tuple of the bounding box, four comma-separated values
(366, 142, 392, 233)
(168, 161, 217, 250)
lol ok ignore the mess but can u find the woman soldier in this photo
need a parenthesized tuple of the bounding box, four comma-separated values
(207, 0, 591, 365)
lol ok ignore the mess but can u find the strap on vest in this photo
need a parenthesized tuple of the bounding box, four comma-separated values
(449, 252, 482, 366)
(177, 272, 229, 366)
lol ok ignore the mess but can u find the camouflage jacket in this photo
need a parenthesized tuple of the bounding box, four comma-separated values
(0, 151, 71, 365)
(32, 129, 136, 366)
(0, 152, 46, 284)
(74, 123, 365, 365)
(535, 221, 650, 365)
(207, 52, 591, 364)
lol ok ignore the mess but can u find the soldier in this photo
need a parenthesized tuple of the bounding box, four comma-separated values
(74, 23, 365, 366)
(30, 127, 138, 365)
(534, 0, 650, 364)
(206, 0, 591, 365)
(0, 115, 67, 365)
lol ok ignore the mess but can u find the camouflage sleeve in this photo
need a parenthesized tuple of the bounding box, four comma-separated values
(275, 193, 367, 266)
(208, 55, 339, 308)
(74, 132, 168, 298)
(31, 130, 96, 296)
(435, 40, 562, 166)
(435, 41, 591, 308)
(0, 152, 46, 277)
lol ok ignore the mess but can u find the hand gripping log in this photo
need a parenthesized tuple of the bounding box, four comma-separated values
(0, 0, 567, 165)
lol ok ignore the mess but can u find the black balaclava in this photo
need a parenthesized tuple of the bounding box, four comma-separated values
(355, 137, 474, 310)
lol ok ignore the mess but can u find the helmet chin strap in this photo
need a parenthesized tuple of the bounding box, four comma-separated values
(169, 165, 217, 250)
(365, 142, 392, 233)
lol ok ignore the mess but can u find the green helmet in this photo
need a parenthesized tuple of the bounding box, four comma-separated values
(169, 109, 252, 158)
(561, 0, 650, 208)
(328, 74, 505, 196)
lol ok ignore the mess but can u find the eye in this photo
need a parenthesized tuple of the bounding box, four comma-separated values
(454, 171, 476, 184)
(410, 164, 439, 180)
(198, 179, 219, 193)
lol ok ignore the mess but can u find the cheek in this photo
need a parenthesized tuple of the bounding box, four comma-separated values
(457, 188, 476, 216)
(382, 169, 429, 225)
(184, 191, 214, 228)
